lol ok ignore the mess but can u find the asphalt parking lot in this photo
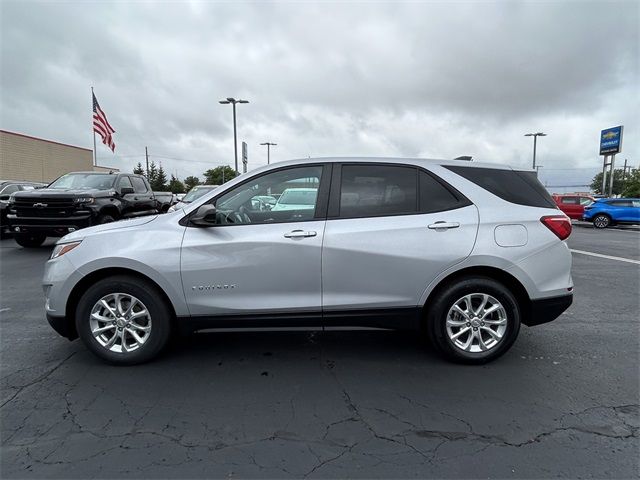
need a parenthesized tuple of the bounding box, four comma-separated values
(1, 226, 638, 479)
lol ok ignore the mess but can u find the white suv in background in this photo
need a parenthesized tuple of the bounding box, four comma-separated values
(43, 157, 573, 365)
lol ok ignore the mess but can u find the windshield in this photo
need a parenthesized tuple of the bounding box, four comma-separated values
(49, 173, 115, 190)
(278, 189, 318, 205)
(182, 186, 216, 203)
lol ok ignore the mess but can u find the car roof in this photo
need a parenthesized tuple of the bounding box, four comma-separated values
(268, 156, 516, 171)
(597, 197, 640, 201)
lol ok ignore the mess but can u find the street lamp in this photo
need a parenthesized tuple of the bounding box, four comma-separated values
(219, 97, 249, 173)
(524, 132, 547, 170)
(260, 142, 277, 164)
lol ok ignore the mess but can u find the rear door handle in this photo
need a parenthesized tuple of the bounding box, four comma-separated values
(284, 230, 317, 238)
(428, 221, 460, 230)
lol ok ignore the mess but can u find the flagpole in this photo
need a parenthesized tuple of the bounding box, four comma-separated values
(91, 86, 97, 167)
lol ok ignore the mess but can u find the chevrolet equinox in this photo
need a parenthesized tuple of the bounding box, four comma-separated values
(43, 157, 573, 365)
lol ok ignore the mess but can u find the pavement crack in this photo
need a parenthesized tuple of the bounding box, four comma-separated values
(0, 351, 78, 409)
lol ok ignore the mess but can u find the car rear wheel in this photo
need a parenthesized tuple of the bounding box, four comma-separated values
(97, 214, 116, 224)
(14, 233, 46, 248)
(75, 275, 172, 365)
(426, 277, 521, 364)
(593, 214, 611, 229)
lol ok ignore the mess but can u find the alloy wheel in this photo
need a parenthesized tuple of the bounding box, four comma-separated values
(446, 293, 508, 353)
(594, 215, 609, 228)
(89, 293, 152, 353)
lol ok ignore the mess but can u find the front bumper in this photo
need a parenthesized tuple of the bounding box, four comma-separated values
(7, 212, 93, 236)
(523, 294, 573, 327)
(46, 313, 78, 340)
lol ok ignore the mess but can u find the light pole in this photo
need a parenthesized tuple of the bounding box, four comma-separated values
(260, 142, 277, 164)
(219, 97, 249, 173)
(524, 132, 547, 170)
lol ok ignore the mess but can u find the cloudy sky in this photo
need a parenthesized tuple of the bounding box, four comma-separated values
(1, 1, 638, 189)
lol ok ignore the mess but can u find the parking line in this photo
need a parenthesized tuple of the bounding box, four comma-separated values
(0, 308, 11, 313)
(570, 249, 640, 265)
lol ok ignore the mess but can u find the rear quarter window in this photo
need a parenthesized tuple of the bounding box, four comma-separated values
(444, 166, 557, 208)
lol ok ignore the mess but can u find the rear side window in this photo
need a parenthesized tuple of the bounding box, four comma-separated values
(339, 165, 417, 217)
(445, 166, 556, 208)
(419, 171, 470, 213)
(130, 176, 148, 193)
(608, 200, 632, 207)
(561, 197, 579, 205)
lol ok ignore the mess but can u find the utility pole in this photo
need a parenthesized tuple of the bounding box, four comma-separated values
(260, 142, 277, 164)
(524, 132, 547, 170)
(145, 146, 149, 177)
(608, 156, 616, 197)
(219, 97, 249, 173)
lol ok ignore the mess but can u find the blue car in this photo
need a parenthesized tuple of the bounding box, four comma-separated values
(583, 198, 640, 228)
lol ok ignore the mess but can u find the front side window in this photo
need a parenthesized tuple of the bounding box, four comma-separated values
(213, 165, 323, 225)
(339, 165, 417, 218)
(580, 197, 594, 206)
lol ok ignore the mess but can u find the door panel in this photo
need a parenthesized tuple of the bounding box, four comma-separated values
(322, 205, 479, 310)
(181, 221, 325, 315)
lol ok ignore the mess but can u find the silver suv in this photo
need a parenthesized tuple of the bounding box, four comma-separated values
(43, 158, 573, 365)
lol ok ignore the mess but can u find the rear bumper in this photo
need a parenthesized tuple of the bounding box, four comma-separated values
(523, 294, 573, 327)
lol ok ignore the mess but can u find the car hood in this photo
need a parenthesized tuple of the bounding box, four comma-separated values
(13, 188, 112, 198)
(59, 215, 158, 242)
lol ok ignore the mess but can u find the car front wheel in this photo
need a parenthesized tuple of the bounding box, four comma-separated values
(75, 275, 172, 365)
(593, 214, 611, 229)
(426, 277, 521, 364)
(14, 233, 46, 248)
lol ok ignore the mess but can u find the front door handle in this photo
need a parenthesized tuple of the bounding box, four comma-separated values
(284, 230, 317, 238)
(428, 221, 460, 230)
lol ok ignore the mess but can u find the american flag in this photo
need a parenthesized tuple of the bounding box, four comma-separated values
(92, 92, 116, 152)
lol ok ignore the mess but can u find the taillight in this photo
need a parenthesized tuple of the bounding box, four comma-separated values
(541, 215, 572, 240)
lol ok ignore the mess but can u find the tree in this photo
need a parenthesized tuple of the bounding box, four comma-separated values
(203, 166, 238, 185)
(622, 168, 640, 198)
(168, 175, 185, 194)
(133, 162, 145, 176)
(183, 176, 200, 191)
(590, 169, 625, 196)
(148, 161, 158, 188)
(150, 164, 168, 191)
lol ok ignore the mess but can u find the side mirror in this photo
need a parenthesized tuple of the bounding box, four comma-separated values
(120, 187, 135, 195)
(190, 204, 218, 227)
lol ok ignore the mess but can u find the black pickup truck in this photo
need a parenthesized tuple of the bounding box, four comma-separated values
(7, 171, 169, 247)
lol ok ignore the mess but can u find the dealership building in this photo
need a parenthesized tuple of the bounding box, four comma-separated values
(0, 130, 117, 183)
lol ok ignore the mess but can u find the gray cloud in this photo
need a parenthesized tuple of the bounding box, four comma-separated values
(1, 0, 638, 188)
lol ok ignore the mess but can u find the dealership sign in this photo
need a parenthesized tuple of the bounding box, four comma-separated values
(599, 125, 623, 155)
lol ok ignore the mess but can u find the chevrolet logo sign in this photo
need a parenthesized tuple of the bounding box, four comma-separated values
(33, 203, 48, 208)
(602, 131, 618, 139)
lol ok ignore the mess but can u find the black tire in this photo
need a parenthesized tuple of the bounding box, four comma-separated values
(425, 276, 521, 364)
(97, 214, 116, 224)
(593, 214, 610, 229)
(75, 275, 172, 365)
(14, 233, 46, 248)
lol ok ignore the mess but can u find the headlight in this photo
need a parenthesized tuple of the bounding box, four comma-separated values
(74, 197, 94, 204)
(51, 241, 82, 259)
